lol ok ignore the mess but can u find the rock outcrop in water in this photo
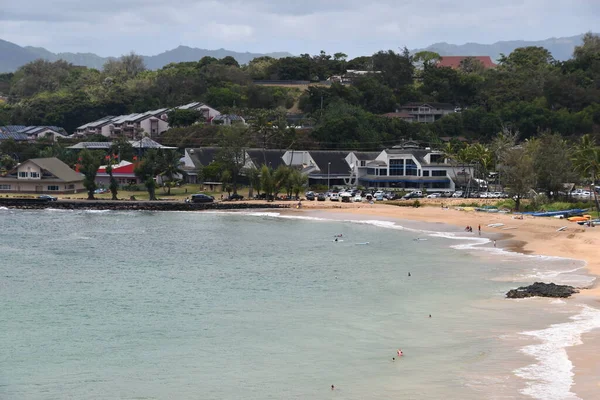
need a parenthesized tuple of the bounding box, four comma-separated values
(506, 282, 579, 299)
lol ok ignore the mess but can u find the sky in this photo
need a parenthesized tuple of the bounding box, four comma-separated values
(1, 0, 599, 57)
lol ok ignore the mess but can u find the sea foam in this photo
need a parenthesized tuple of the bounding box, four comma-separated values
(514, 305, 600, 400)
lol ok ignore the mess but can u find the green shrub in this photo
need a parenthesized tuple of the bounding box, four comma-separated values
(412, 200, 421, 208)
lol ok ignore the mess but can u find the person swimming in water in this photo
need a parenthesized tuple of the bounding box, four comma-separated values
(408, 272, 411, 277)
(334, 238, 338, 242)
(397, 349, 403, 357)
(331, 385, 335, 390)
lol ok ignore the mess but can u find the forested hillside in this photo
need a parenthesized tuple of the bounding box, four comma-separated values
(1, 33, 599, 150)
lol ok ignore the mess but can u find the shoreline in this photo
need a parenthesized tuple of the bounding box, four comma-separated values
(282, 202, 600, 399)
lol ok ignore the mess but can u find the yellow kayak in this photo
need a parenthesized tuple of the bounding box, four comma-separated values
(567, 215, 592, 222)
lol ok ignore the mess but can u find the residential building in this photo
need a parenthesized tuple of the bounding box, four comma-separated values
(96, 161, 141, 187)
(380, 111, 415, 123)
(0, 125, 68, 142)
(329, 70, 381, 85)
(211, 114, 246, 126)
(396, 103, 456, 123)
(176, 102, 221, 122)
(75, 102, 221, 138)
(0, 157, 84, 193)
(181, 143, 474, 192)
(437, 56, 497, 70)
(67, 137, 176, 152)
(352, 142, 473, 191)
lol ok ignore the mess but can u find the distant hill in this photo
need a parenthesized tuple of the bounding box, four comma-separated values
(1, 33, 596, 73)
(415, 34, 596, 62)
(0, 39, 293, 73)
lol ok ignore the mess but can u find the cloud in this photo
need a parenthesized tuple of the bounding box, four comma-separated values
(0, 0, 598, 57)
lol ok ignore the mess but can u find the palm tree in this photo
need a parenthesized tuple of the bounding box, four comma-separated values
(159, 150, 185, 195)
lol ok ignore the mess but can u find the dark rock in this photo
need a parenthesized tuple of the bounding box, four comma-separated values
(0, 198, 290, 212)
(506, 282, 579, 299)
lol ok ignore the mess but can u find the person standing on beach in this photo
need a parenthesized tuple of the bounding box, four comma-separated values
(478, 225, 481, 235)
(494, 240, 497, 247)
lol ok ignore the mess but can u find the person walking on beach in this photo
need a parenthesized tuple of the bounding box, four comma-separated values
(494, 240, 497, 248)
(478, 225, 481, 235)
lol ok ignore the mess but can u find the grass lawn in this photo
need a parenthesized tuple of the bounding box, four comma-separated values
(0, 185, 254, 202)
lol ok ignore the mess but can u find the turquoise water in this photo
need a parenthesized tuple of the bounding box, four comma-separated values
(1, 209, 598, 399)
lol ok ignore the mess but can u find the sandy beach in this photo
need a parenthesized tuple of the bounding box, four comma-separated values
(283, 200, 600, 398)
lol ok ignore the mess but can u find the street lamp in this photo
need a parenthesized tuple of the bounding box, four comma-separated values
(327, 162, 331, 191)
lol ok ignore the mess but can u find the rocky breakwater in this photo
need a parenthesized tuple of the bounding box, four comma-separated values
(0, 198, 290, 211)
(506, 282, 579, 299)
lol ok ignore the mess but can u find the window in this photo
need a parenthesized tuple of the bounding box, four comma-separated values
(360, 161, 366, 167)
(430, 154, 444, 163)
(47, 185, 59, 191)
(30, 172, 40, 178)
(66, 184, 75, 190)
(422, 171, 430, 177)
(405, 159, 418, 176)
(367, 168, 376, 175)
(0, 184, 11, 190)
(379, 169, 387, 176)
(19, 172, 27, 178)
(389, 159, 404, 176)
(432, 170, 447, 177)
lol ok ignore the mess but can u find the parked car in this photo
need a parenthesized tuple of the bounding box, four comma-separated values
(353, 194, 363, 202)
(426, 193, 441, 198)
(38, 195, 57, 201)
(375, 193, 385, 201)
(191, 194, 214, 203)
(226, 193, 244, 201)
(306, 192, 316, 201)
(402, 191, 422, 200)
(317, 193, 326, 201)
(452, 191, 464, 198)
(330, 193, 340, 201)
(441, 191, 453, 197)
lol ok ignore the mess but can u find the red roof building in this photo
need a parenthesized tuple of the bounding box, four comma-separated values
(437, 56, 497, 69)
(96, 161, 141, 186)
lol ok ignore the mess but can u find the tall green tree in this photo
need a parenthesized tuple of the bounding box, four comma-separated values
(215, 125, 249, 194)
(498, 146, 535, 211)
(530, 132, 576, 198)
(104, 156, 119, 200)
(158, 150, 185, 195)
(78, 149, 102, 200)
(134, 149, 160, 200)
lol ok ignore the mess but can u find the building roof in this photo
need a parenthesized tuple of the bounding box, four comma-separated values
(351, 151, 380, 161)
(24, 158, 82, 182)
(77, 116, 116, 130)
(245, 149, 286, 169)
(186, 147, 220, 168)
(400, 102, 455, 110)
(67, 142, 112, 149)
(384, 148, 430, 165)
(98, 161, 136, 175)
(380, 112, 414, 119)
(212, 114, 245, 122)
(0, 131, 29, 141)
(129, 137, 176, 149)
(437, 56, 497, 69)
(306, 151, 350, 175)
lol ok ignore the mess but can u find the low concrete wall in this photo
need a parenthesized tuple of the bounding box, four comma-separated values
(0, 198, 290, 211)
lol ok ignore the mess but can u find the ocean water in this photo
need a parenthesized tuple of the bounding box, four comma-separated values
(1, 208, 599, 400)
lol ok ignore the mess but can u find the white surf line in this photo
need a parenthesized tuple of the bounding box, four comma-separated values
(514, 304, 600, 400)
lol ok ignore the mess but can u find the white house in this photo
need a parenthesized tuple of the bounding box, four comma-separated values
(176, 102, 221, 122)
(75, 103, 220, 137)
(352, 142, 474, 191)
(0, 157, 84, 193)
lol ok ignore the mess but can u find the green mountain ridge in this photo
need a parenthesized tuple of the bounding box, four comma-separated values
(417, 33, 597, 61)
(0, 40, 293, 73)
